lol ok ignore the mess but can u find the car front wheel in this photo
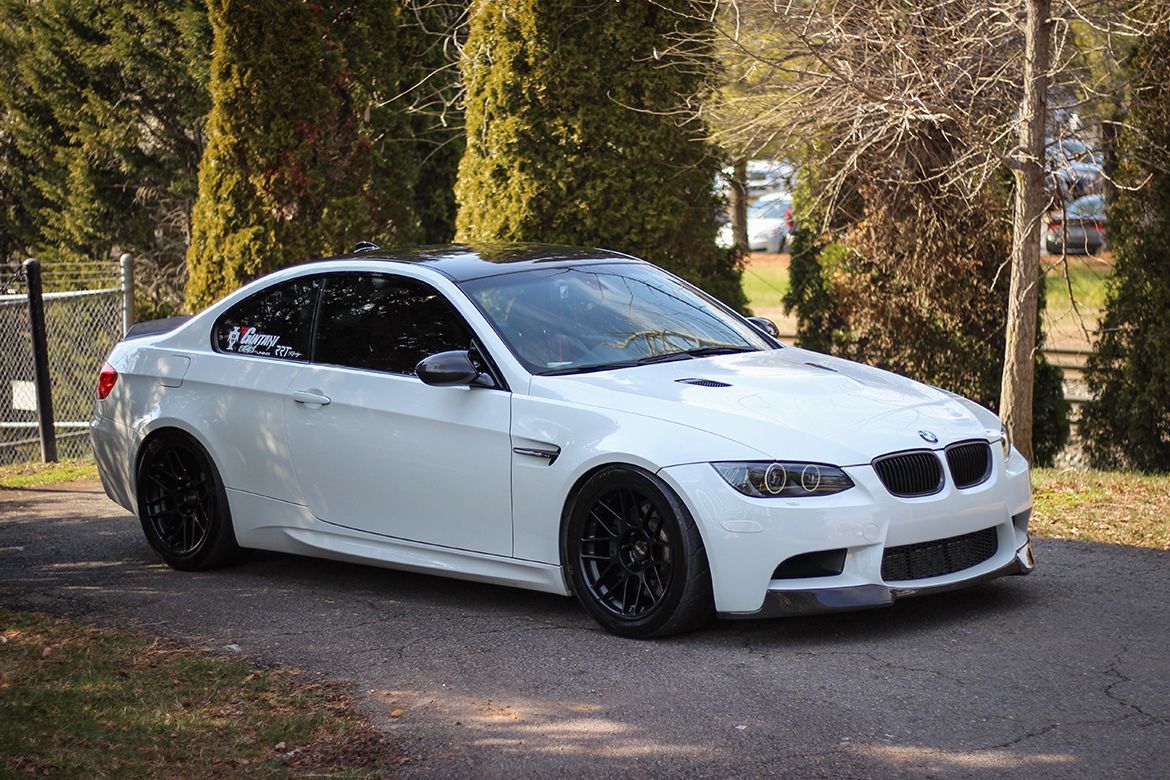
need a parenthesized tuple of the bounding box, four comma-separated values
(565, 466, 714, 638)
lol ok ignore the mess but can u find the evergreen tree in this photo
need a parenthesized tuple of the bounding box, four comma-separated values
(455, 0, 744, 310)
(0, 0, 210, 305)
(1080, 28, 1170, 471)
(186, 0, 419, 309)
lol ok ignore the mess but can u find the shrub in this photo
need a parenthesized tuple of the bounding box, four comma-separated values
(1080, 29, 1170, 472)
(784, 180, 1069, 465)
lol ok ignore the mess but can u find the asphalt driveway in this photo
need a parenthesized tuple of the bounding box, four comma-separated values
(2, 482, 1167, 778)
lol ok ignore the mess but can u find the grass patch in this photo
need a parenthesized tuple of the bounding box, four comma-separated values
(742, 256, 790, 316)
(1043, 254, 1111, 312)
(0, 458, 99, 490)
(0, 609, 403, 777)
(1031, 467, 1170, 550)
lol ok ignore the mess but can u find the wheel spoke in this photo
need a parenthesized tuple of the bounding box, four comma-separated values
(593, 501, 622, 535)
(621, 574, 635, 614)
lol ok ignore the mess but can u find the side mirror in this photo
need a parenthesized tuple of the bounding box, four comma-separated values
(416, 350, 482, 387)
(746, 316, 781, 339)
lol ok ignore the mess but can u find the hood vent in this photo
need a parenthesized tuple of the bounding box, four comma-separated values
(804, 362, 839, 373)
(676, 378, 731, 388)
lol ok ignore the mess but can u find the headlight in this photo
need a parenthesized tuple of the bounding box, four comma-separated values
(712, 461, 854, 498)
(1000, 423, 1011, 459)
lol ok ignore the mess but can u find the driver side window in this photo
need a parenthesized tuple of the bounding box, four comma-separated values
(313, 273, 473, 375)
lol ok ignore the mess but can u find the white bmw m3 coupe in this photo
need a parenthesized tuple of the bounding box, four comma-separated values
(91, 244, 1035, 638)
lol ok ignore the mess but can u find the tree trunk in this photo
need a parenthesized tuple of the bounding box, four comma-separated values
(730, 158, 750, 254)
(1000, 0, 1053, 463)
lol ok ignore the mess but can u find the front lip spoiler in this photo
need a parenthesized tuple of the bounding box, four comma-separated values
(720, 539, 1035, 620)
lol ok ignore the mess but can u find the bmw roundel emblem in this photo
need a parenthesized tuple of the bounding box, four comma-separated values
(918, 430, 939, 444)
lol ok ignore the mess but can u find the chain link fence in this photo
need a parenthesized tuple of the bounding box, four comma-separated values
(1, 259, 127, 464)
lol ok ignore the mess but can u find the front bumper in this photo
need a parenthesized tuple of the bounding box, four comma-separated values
(658, 445, 1034, 616)
(730, 538, 1034, 619)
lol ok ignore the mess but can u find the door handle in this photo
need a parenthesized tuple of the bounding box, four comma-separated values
(290, 390, 331, 406)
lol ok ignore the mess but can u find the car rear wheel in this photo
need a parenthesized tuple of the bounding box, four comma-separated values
(565, 466, 714, 638)
(136, 431, 240, 571)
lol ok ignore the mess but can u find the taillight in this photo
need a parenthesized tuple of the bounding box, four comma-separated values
(97, 363, 118, 399)
(785, 207, 795, 232)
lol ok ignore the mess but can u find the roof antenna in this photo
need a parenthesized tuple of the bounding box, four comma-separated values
(352, 241, 381, 255)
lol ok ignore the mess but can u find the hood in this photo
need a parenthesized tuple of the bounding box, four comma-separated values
(528, 347, 998, 466)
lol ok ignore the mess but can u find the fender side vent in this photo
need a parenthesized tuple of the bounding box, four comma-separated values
(676, 378, 731, 387)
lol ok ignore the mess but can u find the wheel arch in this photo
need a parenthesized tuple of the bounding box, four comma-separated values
(557, 460, 715, 596)
(133, 420, 221, 503)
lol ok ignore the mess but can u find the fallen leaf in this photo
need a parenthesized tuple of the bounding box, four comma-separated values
(390, 710, 404, 718)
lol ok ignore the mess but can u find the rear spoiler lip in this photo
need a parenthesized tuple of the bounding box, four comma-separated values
(123, 315, 194, 341)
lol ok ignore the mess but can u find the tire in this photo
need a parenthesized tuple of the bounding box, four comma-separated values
(564, 466, 714, 638)
(135, 431, 241, 571)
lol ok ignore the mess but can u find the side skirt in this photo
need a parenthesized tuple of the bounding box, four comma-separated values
(226, 488, 570, 597)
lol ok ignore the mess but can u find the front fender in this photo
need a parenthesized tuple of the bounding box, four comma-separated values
(510, 393, 767, 564)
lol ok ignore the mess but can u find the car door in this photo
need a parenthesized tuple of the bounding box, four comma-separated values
(283, 271, 514, 557)
(187, 275, 321, 504)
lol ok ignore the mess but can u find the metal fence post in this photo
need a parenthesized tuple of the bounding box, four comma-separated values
(120, 253, 135, 335)
(23, 257, 57, 463)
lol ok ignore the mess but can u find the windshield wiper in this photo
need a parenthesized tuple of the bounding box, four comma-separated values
(539, 361, 643, 376)
(680, 345, 758, 357)
(635, 345, 758, 365)
(538, 345, 757, 376)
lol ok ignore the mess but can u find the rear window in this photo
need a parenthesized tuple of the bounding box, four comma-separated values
(213, 277, 321, 361)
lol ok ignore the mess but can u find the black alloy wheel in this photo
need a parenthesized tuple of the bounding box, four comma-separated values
(136, 431, 240, 570)
(578, 485, 675, 617)
(566, 467, 714, 638)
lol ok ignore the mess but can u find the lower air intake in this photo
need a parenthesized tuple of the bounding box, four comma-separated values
(881, 526, 999, 582)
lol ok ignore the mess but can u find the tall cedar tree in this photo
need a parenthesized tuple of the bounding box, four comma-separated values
(186, 0, 420, 309)
(1080, 28, 1170, 471)
(0, 1, 209, 286)
(455, 0, 745, 310)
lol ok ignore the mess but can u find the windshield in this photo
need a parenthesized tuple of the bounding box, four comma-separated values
(461, 263, 774, 375)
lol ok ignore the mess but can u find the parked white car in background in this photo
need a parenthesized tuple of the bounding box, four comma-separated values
(91, 244, 1034, 638)
(717, 191, 793, 253)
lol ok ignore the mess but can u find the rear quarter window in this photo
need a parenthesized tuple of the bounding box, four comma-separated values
(213, 277, 321, 360)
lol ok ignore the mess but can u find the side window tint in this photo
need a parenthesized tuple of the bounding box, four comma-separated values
(213, 277, 320, 360)
(315, 274, 473, 375)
